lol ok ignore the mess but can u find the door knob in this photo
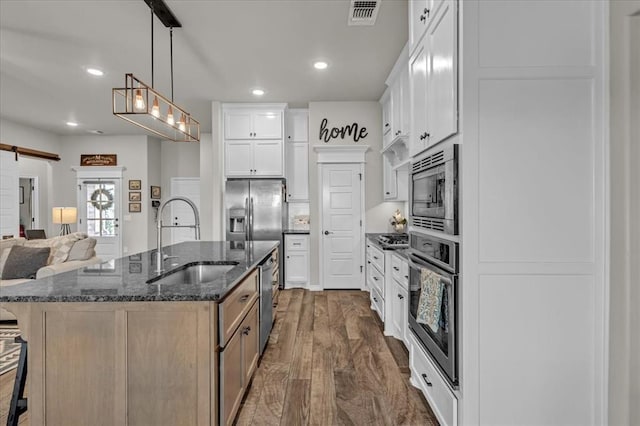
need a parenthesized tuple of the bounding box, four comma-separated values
(324, 230, 331, 235)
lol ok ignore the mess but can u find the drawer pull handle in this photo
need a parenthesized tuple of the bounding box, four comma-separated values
(239, 294, 250, 302)
(404, 275, 409, 279)
(373, 277, 379, 281)
(421, 373, 432, 387)
(373, 256, 379, 260)
(367, 261, 371, 264)
(373, 296, 378, 302)
(393, 266, 399, 271)
(242, 326, 251, 335)
(398, 294, 404, 300)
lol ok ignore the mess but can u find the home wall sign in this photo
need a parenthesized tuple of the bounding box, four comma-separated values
(81, 154, 117, 166)
(319, 118, 368, 143)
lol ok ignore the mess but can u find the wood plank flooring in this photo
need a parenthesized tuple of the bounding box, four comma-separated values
(235, 289, 438, 426)
(0, 289, 438, 426)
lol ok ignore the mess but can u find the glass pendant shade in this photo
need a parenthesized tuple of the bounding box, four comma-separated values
(112, 74, 199, 142)
(151, 96, 160, 118)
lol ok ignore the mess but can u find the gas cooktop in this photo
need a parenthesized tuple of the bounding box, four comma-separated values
(377, 233, 409, 249)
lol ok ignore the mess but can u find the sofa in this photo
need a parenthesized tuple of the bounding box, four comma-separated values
(0, 233, 101, 321)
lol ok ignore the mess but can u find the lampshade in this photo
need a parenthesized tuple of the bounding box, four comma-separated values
(52, 207, 77, 224)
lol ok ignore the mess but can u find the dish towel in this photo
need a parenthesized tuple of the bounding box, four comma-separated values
(416, 268, 445, 333)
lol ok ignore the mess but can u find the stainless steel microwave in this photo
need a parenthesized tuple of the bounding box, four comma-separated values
(410, 145, 458, 235)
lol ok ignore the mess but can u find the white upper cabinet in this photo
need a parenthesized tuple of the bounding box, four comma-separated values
(409, 0, 457, 157)
(285, 109, 309, 142)
(224, 108, 282, 140)
(409, 0, 447, 55)
(223, 104, 286, 177)
(381, 89, 392, 146)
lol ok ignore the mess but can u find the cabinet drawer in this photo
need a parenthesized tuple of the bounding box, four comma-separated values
(410, 335, 457, 426)
(391, 254, 409, 288)
(271, 248, 279, 268)
(367, 261, 384, 295)
(219, 269, 259, 347)
(367, 242, 384, 273)
(371, 287, 384, 321)
(285, 235, 308, 251)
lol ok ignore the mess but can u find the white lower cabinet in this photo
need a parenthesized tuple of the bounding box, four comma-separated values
(284, 234, 309, 287)
(366, 239, 386, 322)
(409, 334, 458, 426)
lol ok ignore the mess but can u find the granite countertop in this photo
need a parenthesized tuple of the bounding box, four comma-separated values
(0, 241, 279, 303)
(283, 229, 310, 234)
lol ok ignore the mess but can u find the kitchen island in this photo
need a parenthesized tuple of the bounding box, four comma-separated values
(0, 240, 279, 426)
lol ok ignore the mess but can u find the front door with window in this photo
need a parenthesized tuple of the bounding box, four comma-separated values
(78, 178, 122, 261)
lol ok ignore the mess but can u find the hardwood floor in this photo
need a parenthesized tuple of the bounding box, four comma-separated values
(0, 290, 438, 426)
(235, 289, 438, 426)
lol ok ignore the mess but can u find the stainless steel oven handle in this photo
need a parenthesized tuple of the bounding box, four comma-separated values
(407, 253, 453, 288)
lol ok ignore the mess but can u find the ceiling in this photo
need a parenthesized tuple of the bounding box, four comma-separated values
(0, 0, 408, 137)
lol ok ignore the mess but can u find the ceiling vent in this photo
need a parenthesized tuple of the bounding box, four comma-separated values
(348, 0, 381, 26)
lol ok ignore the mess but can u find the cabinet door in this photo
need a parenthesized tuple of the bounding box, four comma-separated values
(286, 142, 309, 201)
(426, 0, 457, 147)
(383, 155, 397, 200)
(409, 0, 430, 54)
(242, 302, 259, 386)
(285, 251, 309, 284)
(391, 280, 403, 338)
(252, 111, 282, 139)
(400, 64, 411, 139)
(286, 110, 308, 142)
(399, 284, 409, 347)
(391, 78, 403, 139)
(221, 329, 243, 426)
(381, 92, 392, 145)
(409, 40, 429, 157)
(225, 141, 253, 176)
(253, 140, 283, 176)
(225, 111, 253, 139)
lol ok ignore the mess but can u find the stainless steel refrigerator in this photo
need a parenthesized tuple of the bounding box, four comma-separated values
(225, 178, 286, 283)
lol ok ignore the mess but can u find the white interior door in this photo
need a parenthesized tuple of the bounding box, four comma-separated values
(0, 151, 19, 239)
(320, 163, 363, 289)
(170, 178, 201, 245)
(78, 178, 122, 261)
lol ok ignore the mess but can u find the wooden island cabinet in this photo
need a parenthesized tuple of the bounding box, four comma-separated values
(0, 241, 277, 426)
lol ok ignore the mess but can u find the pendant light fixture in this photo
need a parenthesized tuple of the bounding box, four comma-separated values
(112, 0, 200, 142)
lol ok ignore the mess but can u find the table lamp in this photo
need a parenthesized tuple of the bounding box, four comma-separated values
(52, 207, 77, 235)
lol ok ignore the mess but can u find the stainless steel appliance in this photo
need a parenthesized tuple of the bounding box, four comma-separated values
(258, 255, 274, 355)
(377, 233, 409, 249)
(407, 232, 459, 387)
(225, 178, 286, 286)
(410, 144, 458, 235)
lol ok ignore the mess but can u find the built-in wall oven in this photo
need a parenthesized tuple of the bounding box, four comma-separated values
(408, 232, 459, 388)
(410, 144, 458, 235)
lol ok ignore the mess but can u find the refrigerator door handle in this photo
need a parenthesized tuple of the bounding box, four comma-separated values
(250, 197, 255, 241)
(244, 197, 249, 241)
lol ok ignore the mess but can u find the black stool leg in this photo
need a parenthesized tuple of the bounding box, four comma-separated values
(7, 336, 27, 426)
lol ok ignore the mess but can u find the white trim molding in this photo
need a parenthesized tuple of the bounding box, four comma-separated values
(72, 166, 126, 179)
(313, 145, 369, 163)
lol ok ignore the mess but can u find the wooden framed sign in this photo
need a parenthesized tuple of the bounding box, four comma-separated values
(80, 154, 117, 166)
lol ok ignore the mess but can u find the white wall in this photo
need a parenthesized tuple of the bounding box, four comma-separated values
(308, 101, 400, 288)
(55, 135, 151, 254)
(609, 3, 640, 425)
(147, 139, 162, 249)
(0, 119, 60, 235)
(200, 102, 223, 241)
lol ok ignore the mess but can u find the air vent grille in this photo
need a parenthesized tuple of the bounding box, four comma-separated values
(412, 217, 446, 232)
(348, 0, 381, 26)
(412, 149, 445, 173)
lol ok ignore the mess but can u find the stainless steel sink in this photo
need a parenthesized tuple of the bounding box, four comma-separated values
(147, 262, 239, 285)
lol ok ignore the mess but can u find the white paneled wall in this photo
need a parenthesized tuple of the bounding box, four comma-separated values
(460, 1, 608, 424)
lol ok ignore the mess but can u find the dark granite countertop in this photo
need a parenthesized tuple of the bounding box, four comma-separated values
(0, 241, 278, 303)
(283, 229, 310, 234)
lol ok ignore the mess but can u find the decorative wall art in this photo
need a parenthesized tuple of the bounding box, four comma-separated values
(129, 180, 141, 190)
(80, 154, 117, 166)
(318, 118, 368, 143)
(129, 203, 141, 213)
(150, 186, 161, 199)
(129, 192, 141, 201)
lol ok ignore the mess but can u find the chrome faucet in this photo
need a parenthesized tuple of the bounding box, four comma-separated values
(156, 196, 201, 272)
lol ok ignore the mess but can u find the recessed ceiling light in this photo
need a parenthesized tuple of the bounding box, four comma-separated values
(86, 68, 104, 77)
(88, 130, 104, 135)
(66, 121, 79, 127)
(314, 61, 329, 70)
(252, 89, 265, 96)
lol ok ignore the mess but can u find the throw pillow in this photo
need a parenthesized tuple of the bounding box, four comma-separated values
(22, 238, 53, 264)
(49, 234, 84, 264)
(0, 247, 12, 279)
(67, 238, 97, 261)
(1, 245, 51, 280)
